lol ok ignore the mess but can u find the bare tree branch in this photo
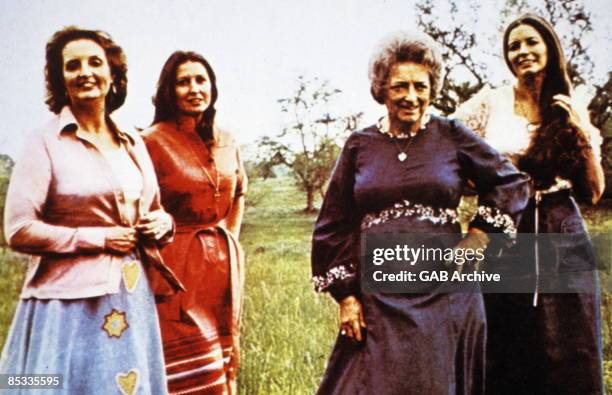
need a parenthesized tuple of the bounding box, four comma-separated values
(255, 77, 363, 211)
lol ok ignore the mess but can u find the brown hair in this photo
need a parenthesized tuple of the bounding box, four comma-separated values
(45, 26, 127, 114)
(151, 51, 218, 143)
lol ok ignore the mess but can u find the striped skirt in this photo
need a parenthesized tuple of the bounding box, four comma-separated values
(157, 230, 235, 395)
(162, 322, 233, 394)
(0, 257, 167, 395)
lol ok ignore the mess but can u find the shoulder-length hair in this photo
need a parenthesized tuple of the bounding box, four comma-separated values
(151, 51, 218, 143)
(368, 31, 443, 104)
(505, 14, 591, 199)
(45, 26, 127, 114)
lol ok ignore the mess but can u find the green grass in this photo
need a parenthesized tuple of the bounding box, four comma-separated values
(240, 179, 612, 393)
(0, 177, 610, 393)
(582, 202, 612, 388)
(238, 178, 336, 394)
(0, 249, 26, 345)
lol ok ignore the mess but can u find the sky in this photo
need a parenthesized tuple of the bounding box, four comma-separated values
(0, 0, 610, 159)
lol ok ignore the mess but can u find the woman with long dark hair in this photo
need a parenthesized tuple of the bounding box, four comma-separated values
(0, 27, 179, 394)
(455, 14, 605, 394)
(143, 51, 247, 394)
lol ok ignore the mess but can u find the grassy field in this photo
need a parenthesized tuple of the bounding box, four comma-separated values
(0, 177, 610, 393)
(238, 178, 336, 394)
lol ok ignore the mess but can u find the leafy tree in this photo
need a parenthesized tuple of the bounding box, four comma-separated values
(589, 72, 612, 131)
(256, 77, 363, 212)
(415, 0, 488, 114)
(590, 73, 612, 177)
(0, 154, 14, 177)
(0, 154, 14, 246)
(244, 159, 278, 181)
(415, 0, 604, 117)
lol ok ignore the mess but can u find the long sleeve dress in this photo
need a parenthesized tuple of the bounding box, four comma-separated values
(312, 115, 529, 395)
(0, 107, 175, 395)
(143, 121, 247, 395)
(454, 84, 605, 394)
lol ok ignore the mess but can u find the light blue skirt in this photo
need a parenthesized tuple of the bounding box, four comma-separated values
(0, 258, 167, 395)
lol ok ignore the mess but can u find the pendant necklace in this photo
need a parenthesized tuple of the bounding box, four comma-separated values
(179, 118, 221, 200)
(392, 135, 413, 162)
(190, 140, 220, 200)
(378, 116, 422, 162)
(514, 87, 541, 125)
(201, 154, 221, 199)
(515, 95, 541, 135)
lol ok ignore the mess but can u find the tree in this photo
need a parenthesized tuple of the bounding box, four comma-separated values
(256, 77, 363, 212)
(0, 154, 14, 246)
(0, 154, 14, 176)
(415, 0, 604, 117)
(244, 159, 278, 181)
(590, 73, 612, 177)
(589, 72, 612, 131)
(415, 0, 488, 114)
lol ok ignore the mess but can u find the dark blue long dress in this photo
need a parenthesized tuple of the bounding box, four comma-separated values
(483, 193, 604, 395)
(311, 116, 530, 395)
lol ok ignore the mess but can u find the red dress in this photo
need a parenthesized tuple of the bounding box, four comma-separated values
(143, 121, 247, 394)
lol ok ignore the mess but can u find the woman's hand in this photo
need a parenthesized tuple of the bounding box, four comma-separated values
(553, 93, 605, 203)
(339, 295, 366, 342)
(552, 94, 591, 137)
(135, 210, 173, 241)
(105, 226, 138, 254)
(450, 228, 490, 272)
(461, 227, 490, 249)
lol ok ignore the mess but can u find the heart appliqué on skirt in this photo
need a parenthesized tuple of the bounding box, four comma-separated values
(116, 369, 139, 395)
(122, 261, 141, 293)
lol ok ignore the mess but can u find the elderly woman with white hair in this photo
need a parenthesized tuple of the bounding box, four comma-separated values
(311, 32, 530, 394)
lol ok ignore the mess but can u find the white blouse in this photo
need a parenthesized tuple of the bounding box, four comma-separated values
(101, 145, 144, 224)
(453, 83, 602, 191)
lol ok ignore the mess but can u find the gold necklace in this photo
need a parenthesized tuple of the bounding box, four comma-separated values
(516, 98, 530, 119)
(514, 88, 541, 124)
(201, 155, 221, 199)
(181, 124, 221, 200)
(198, 143, 221, 199)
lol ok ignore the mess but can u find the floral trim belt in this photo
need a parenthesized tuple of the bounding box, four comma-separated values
(313, 201, 517, 294)
(361, 200, 460, 230)
(313, 200, 461, 292)
(472, 206, 516, 235)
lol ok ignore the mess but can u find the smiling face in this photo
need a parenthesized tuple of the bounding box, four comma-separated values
(62, 39, 112, 106)
(506, 24, 548, 78)
(384, 61, 431, 131)
(174, 61, 212, 116)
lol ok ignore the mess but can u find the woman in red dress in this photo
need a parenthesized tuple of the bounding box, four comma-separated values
(143, 51, 247, 395)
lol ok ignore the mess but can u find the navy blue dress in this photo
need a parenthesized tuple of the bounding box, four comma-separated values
(311, 116, 530, 395)
(483, 192, 605, 395)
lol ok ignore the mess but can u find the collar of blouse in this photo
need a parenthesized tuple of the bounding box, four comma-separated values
(57, 106, 137, 146)
(376, 112, 431, 139)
